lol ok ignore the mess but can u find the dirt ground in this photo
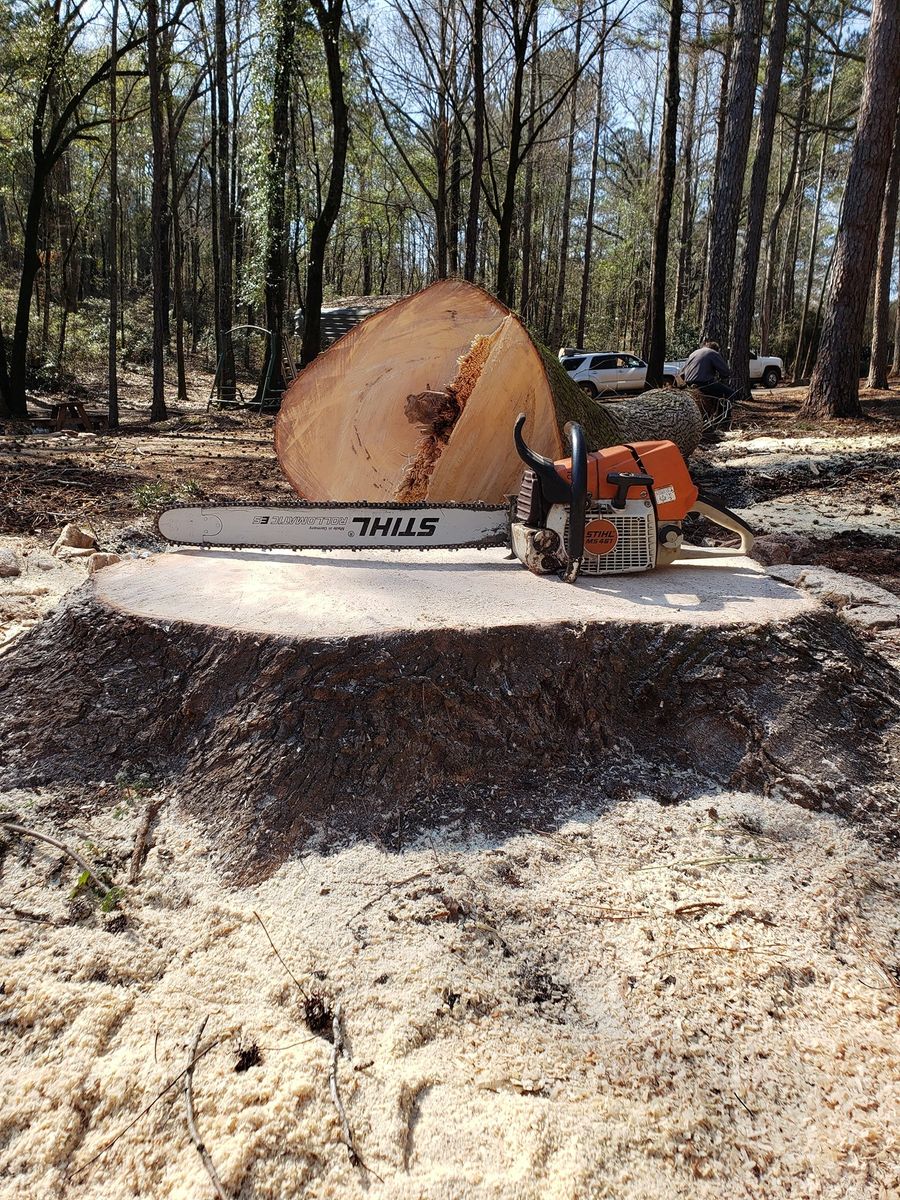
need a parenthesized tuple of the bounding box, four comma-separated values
(1, 371, 899, 1198)
(2, 790, 898, 1200)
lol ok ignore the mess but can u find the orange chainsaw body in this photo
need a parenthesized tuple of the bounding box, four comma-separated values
(554, 440, 699, 519)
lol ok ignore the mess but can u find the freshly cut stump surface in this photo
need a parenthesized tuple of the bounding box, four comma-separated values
(2, 548, 898, 879)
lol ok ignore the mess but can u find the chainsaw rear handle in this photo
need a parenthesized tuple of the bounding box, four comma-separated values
(691, 494, 755, 554)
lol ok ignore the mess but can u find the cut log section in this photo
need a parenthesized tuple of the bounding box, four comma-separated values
(2, 548, 897, 881)
(274, 280, 704, 504)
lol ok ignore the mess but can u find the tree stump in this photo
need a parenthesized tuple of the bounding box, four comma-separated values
(1, 548, 897, 880)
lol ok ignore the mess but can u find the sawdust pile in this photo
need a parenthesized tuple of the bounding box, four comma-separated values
(397, 332, 497, 501)
(1, 791, 898, 1199)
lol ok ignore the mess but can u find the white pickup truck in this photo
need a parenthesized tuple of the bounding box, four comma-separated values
(559, 349, 784, 396)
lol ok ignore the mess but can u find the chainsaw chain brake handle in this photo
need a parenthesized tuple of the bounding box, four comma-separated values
(514, 413, 587, 582)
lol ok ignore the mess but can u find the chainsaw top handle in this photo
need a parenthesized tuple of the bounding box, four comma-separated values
(513, 413, 571, 503)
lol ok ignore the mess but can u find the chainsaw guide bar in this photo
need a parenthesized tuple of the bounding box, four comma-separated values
(156, 499, 510, 552)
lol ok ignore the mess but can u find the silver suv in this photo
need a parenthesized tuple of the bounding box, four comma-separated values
(559, 350, 682, 397)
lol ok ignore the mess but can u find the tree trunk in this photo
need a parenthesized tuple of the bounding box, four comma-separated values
(804, 0, 900, 418)
(108, 0, 119, 431)
(301, 0, 349, 366)
(673, 2, 702, 330)
(8, 179, 47, 416)
(495, 2, 535, 305)
(779, 132, 809, 329)
(759, 57, 807, 356)
(730, 0, 789, 400)
(165, 93, 189, 405)
(463, 0, 485, 283)
(0, 318, 12, 417)
(147, 0, 169, 423)
(893, 228, 900, 375)
(700, 0, 735, 326)
(448, 110, 462, 275)
(214, 0, 235, 396)
(645, 0, 682, 387)
(551, 0, 583, 349)
(264, 0, 300, 387)
(276, 281, 703, 507)
(867, 105, 900, 389)
(701, 0, 763, 350)
(577, 10, 607, 347)
(519, 9, 540, 321)
(792, 40, 838, 383)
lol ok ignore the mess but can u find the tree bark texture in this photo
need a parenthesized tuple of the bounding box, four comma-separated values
(2, 585, 896, 882)
(701, 0, 764, 350)
(577, 12, 607, 346)
(700, 0, 734, 326)
(301, 0, 349, 366)
(645, 0, 682, 387)
(463, 0, 485, 283)
(805, 0, 900, 417)
(107, 0, 120, 430)
(673, 1, 702, 330)
(264, 0, 300, 379)
(867, 104, 900, 389)
(551, 0, 583, 349)
(147, 0, 169, 423)
(730, 0, 789, 399)
(214, 0, 235, 396)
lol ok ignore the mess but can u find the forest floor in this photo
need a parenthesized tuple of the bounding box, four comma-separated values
(1, 371, 899, 1198)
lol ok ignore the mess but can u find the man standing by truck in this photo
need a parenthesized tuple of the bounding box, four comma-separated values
(677, 340, 735, 433)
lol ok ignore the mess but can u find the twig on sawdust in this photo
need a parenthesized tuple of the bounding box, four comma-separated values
(70, 1035, 219, 1178)
(184, 1016, 230, 1200)
(1, 821, 110, 893)
(128, 798, 165, 884)
(329, 1005, 358, 1165)
(0, 900, 59, 925)
(253, 910, 309, 999)
(646, 943, 789, 964)
(345, 871, 433, 926)
(328, 1003, 383, 1180)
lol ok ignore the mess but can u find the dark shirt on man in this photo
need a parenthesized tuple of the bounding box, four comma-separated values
(681, 346, 731, 386)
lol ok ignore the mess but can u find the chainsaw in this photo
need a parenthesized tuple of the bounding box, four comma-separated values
(157, 415, 753, 583)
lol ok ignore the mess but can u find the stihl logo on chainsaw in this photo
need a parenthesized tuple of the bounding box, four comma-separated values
(583, 518, 619, 555)
(350, 515, 440, 538)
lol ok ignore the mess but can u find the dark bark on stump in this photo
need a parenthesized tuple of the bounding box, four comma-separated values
(1, 589, 897, 882)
